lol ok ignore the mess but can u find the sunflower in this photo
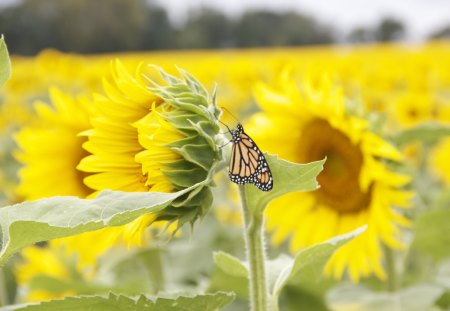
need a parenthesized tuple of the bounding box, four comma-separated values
(15, 239, 86, 302)
(77, 60, 222, 245)
(16, 229, 125, 302)
(14, 87, 93, 199)
(429, 94, 450, 186)
(14, 61, 222, 301)
(76, 61, 178, 246)
(247, 71, 412, 282)
(392, 91, 435, 128)
(13, 88, 111, 300)
(431, 138, 450, 186)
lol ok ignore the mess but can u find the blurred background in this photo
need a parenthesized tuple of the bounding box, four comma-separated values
(1, 0, 450, 55)
(1, 1, 450, 310)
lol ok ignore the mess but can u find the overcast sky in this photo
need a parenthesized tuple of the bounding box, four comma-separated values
(153, 0, 450, 40)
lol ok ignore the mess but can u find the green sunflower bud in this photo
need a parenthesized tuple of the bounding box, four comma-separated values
(77, 61, 226, 241)
(134, 66, 224, 226)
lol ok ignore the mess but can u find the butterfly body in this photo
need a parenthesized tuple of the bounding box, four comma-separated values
(228, 124, 273, 191)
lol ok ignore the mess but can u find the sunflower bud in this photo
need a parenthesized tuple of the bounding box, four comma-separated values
(138, 67, 224, 225)
(77, 61, 224, 239)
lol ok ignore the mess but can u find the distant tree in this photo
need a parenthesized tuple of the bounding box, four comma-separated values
(0, 2, 340, 54)
(0, 0, 163, 54)
(374, 17, 405, 42)
(140, 5, 175, 50)
(233, 10, 334, 47)
(0, 1, 58, 55)
(429, 25, 450, 39)
(56, 0, 150, 53)
(347, 27, 375, 43)
(176, 8, 232, 49)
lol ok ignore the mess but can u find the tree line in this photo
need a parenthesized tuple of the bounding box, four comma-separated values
(0, 0, 448, 55)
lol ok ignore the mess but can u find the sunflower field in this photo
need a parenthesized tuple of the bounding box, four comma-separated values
(1, 34, 450, 311)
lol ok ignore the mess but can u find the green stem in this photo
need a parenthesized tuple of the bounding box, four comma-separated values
(385, 246, 397, 292)
(239, 185, 268, 311)
(152, 248, 165, 293)
(0, 268, 7, 307)
(141, 248, 165, 294)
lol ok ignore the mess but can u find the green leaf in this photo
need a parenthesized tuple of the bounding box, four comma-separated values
(390, 123, 450, 146)
(270, 226, 366, 301)
(0, 292, 235, 311)
(327, 283, 444, 311)
(0, 184, 202, 266)
(213, 251, 248, 279)
(209, 268, 248, 301)
(435, 260, 450, 309)
(281, 286, 329, 311)
(0, 35, 11, 89)
(29, 276, 113, 297)
(430, 189, 450, 210)
(244, 155, 325, 213)
(411, 208, 450, 261)
(96, 248, 167, 295)
(210, 228, 365, 308)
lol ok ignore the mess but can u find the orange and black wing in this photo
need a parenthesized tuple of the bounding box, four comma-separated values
(229, 131, 273, 191)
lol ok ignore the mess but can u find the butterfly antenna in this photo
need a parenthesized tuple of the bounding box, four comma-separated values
(218, 119, 232, 134)
(220, 106, 240, 124)
(218, 140, 232, 149)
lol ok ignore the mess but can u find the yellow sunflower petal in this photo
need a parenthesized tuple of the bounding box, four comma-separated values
(248, 72, 411, 282)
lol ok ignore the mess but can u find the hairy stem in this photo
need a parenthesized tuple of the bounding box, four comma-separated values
(239, 185, 268, 311)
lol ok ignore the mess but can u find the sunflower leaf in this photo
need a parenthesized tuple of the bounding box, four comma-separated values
(213, 251, 248, 278)
(0, 183, 204, 266)
(326, 283, 443, 311)
(0, 292, 235, 311)
(270, 226, 365, 302)
(390, 123, 450, 146)
(209, 228, 365, 308)
(0, 35, 11, 89)
(411, 208, 450, 261)
(243, 155, 325, 213)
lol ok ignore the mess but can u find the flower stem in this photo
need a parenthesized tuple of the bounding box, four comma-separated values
(143, 248, 165, 293)
(239, 185, 268, 311)
(385, 245, 398, 292)
(0, 268, 7, 307)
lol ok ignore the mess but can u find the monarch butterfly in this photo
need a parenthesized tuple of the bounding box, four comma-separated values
(227, 123, 273, 191)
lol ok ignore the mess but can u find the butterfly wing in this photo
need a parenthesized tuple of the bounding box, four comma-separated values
(228, 130, 273, 191)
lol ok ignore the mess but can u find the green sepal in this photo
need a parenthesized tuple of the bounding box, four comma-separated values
(171, 144, 215, 172)
(156, 187, 213, 227)
(142, 67, 223, 226)
(163, 167, 207, 189)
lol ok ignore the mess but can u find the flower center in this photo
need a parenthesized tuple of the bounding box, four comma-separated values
(299, 119, 371, 214)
